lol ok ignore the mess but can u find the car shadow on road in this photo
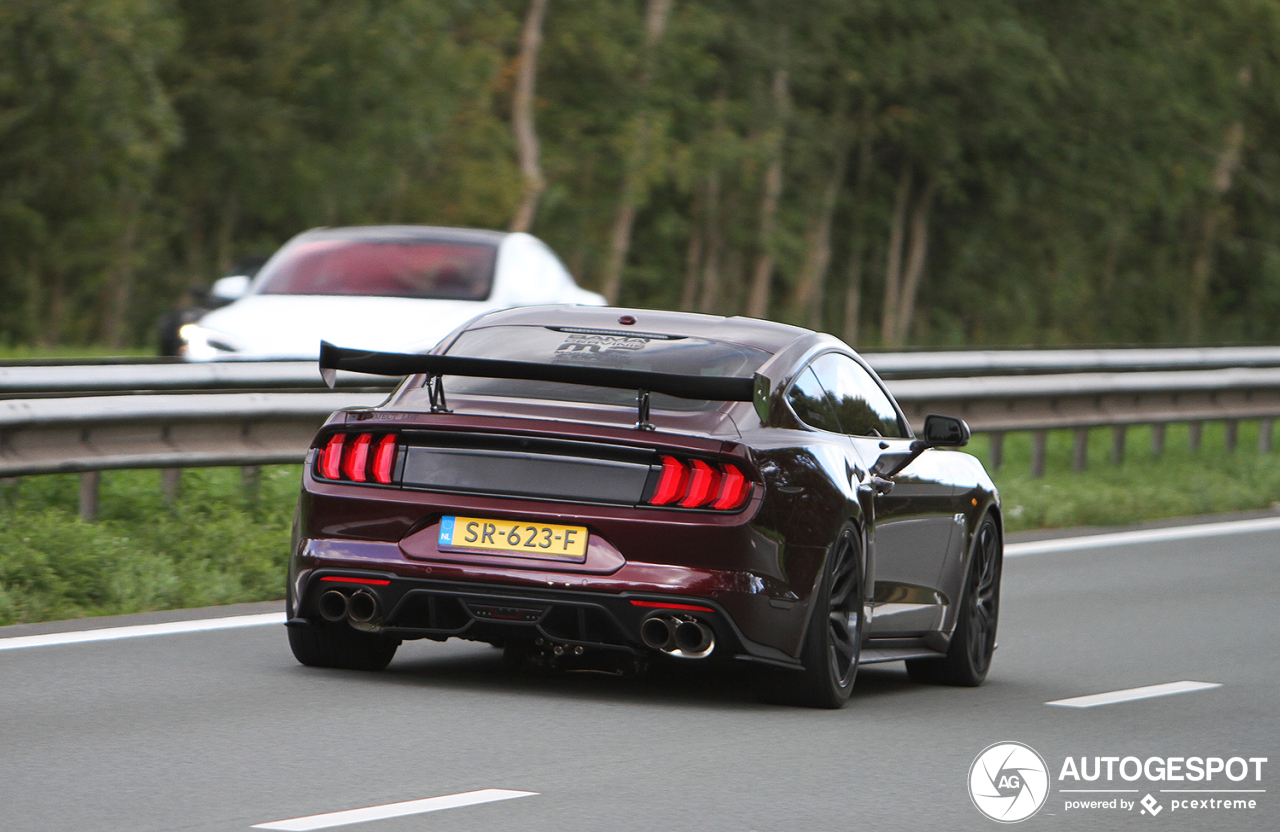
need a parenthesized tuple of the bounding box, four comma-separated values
(313, 640, 952, 711)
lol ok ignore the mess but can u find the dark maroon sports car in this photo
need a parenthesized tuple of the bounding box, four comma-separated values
(286, 306, 1002, 708)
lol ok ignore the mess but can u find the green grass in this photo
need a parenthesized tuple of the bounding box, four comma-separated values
(1, 421, 1277, 625)
(976, 421, 1280, 532)
(0, 466, 298, 626)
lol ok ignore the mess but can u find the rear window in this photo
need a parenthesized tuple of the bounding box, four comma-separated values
(442, 325, 769, 411)
(255, 238, 497, 300)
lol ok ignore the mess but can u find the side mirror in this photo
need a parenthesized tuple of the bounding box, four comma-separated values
(210, 274, 251, 302)
(922, 414, 971, 447)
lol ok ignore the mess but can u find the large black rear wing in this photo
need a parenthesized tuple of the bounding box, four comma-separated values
(319, 341, 760, 430)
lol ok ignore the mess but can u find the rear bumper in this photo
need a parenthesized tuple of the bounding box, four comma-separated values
(288, 559, 803, 669)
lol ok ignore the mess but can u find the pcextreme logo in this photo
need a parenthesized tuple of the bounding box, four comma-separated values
(969, 742, 1051, 823)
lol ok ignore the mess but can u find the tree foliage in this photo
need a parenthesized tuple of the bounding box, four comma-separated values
(2, 0, 1280, 348)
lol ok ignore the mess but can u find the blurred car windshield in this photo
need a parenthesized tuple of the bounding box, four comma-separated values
(443, 325, 770, 411)
(255, 238, 497, 300)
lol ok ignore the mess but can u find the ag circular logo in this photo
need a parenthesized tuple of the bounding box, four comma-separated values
(969, 741, 1051, 823)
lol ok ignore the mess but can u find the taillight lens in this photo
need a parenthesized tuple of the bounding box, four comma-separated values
(680, 459, 720, 508)
(650, 456, 689, 505)
(646, 456, 751, 511)
(316, 432, 398, 484)
(321, 434, 345, 480)
(372, 434, 397, 484)
(343, 434, 373, 482)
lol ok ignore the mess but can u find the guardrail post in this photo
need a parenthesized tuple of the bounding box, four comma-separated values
(161, 468, 181, 505)
(1031, 431, 1048, 478)
(1152, 423, 1166, 456)
(79, 472, 99, 522)
(1072, 428, 1089, 472)
(1111, 426, 1126, 465)
(1262, 419, 1274, 454)
(988, 432, 1003, 471)
(1189, 422, 1203, 453)
(242, 466, 260, 501)
(1224, 420, 1238, 452)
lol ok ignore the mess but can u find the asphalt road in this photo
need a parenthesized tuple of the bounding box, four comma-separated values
(1, 519, 1276, 832)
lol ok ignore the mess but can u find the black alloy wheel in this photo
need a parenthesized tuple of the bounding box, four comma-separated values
(753, 526, 863, 708)
(906, 513, 1002, 686)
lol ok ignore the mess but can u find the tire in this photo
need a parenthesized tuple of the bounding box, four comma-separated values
(906, 513, 1001, 686)
(753, 526, 864, 708)
(288, 620, 399, 671)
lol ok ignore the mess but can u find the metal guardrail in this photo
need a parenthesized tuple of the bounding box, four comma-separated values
(2, 354, 1279, 520)
(0, 392, 384, 477)
(890, 368, 1279, 476)
(0, 362, 384, 397)
(867, 346, 1280, 378)
(7, 346, 1280, 397)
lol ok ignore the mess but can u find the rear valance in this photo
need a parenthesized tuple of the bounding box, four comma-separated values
(319, 341, 757, 403)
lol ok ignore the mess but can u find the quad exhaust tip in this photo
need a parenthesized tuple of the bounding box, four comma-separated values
(347, 590, 379, 623)
(319, 590, 348, 622)
(318, 588, 380, 624)
(640, 614, 715, 659)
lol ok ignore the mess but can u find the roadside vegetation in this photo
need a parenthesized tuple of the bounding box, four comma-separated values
(5, 2, 1280, 352)
(0, 467, 298, 626)
(2, 422, 1277, 626)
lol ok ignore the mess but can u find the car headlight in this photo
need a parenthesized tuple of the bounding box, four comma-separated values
(178, 323, 243, 361)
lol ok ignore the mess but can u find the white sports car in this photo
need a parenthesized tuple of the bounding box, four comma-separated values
(177, 225, 605, 361)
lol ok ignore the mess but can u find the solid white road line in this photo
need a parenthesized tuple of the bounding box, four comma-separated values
(252, 789, 538, 831)
(0, 612, 284, 652)
(1006, 516, 1280, 557)
(1046, 680, 1222, 708)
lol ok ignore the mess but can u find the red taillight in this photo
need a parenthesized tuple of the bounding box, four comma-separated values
(712, 464, 751, 510)
(650, 456, 689, 505)
(343, 433, 373, 482)
(321, 434, 345, 480)
(318, 432, 398, 484)
(646, 456, 751, 511)
(372, 434, 397, 484)
(679, 459, 720, 508)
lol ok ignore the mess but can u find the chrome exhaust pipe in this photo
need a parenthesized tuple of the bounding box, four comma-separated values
(640, 615, 676, 651)
(346, 590, 379, 624)
(640, 614, 715, 659)
(318, 590, 348, 622)
(674, 620, 714, 656)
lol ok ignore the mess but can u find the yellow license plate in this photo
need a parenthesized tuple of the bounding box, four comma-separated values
(438, 516, 588, 560)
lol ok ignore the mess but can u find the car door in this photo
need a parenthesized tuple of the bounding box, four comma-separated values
(807, 353, 963, 637)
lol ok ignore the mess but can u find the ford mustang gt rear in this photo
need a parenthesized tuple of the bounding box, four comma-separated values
(286, 306, 1002, 708)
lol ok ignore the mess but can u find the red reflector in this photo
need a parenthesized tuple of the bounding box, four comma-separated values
(711, 463, 751, 510)
(649, 456, 688, 505)
(679, 459, 720, 507)
(320, 434, 345, 480)
(372, 434, 397, 484)
(630, 600, 715, 612)
(343, 433, 373, 482)
(320, 576, 391, 586)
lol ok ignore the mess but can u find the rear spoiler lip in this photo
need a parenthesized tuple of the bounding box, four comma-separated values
(318, 341, 758, 403)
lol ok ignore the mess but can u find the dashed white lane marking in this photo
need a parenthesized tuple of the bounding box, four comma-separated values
(1006, 516, 1280, 557)
(252, 789, 538, 831)
(0, 613, 284, 651)
(1046, 680, 1221, 708)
